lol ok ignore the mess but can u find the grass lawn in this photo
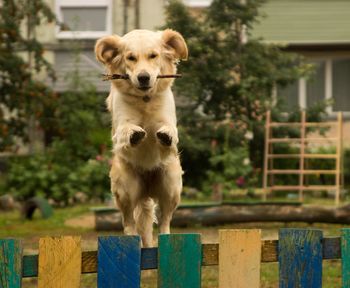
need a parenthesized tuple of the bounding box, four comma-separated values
(0, 203, 347, 287)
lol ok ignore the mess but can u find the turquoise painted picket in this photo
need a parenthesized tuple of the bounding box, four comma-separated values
(0, 228, 349, 287)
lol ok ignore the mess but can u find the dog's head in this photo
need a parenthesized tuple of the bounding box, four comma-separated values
(95, 29, 187, 96)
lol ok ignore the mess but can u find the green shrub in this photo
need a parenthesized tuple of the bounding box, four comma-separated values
(7, 154, 76, 203)
(74, 156, 110, 201)
(6, 151, 110, 204)
(205, 147, 254, 195)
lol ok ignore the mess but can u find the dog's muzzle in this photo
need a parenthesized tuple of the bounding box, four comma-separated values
(137, 71, 151, 90)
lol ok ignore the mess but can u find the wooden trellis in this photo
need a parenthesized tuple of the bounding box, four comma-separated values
(263, 111, 343, 204)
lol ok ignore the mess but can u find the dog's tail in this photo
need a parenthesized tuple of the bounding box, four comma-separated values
(134, 197, 157, 229)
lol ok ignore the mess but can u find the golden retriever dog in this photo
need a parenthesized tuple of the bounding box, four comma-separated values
(95, 29, 187, 247)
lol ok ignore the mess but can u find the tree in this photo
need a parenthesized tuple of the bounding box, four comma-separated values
(164, 0, 328, 193)
(0, 0, 56, 151)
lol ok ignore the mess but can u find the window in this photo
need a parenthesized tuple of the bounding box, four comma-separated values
(332, 59, 350, 112)
(56, 0, 112, 39)
(277, 58, 350, 115)
(306, 60, 325, 107)
(52, 51, 109, 92)
(278, 81, 299, 109)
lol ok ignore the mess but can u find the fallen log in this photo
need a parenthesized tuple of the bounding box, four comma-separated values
(93, 202, 350, 231)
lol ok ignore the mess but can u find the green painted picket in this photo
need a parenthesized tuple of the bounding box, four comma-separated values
(0, 229, 349, 287)
(0, 239, 22, 288)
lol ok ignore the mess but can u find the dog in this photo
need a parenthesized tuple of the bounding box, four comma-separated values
(95, 29, 187, 247)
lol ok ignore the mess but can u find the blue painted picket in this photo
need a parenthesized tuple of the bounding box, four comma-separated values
(97, 236, 141, 288)
(1, 229, 350, 287)
(279, 229, 323, 288)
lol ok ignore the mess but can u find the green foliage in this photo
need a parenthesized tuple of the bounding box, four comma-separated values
(165, 0, 310, 120)
(6, 150, 110, 204)
(206, 147, 253, 194)
(165, 0, 326, 192)
(0, 0, 56, 151)
(3, 39, 111, 202)
(75, 157, 110, 201)
(41, 46, 110, 159)
(42, 85, 109, 161)
(7, 153, 77, 202)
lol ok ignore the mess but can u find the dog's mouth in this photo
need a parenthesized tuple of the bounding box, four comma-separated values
(137, 86, 151, 91)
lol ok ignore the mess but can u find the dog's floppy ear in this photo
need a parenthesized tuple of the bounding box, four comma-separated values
(162, 29, 188, 61)
(95, 35, 122, 65)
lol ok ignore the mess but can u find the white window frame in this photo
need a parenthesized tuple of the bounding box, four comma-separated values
(325, 59, 333, 115)
(183, 0, 212, 7)
(55, 0, 112, 40)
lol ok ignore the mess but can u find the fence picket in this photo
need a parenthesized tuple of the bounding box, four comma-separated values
(219, 229, 261, 288)
(1, 229, 346, 287)
(158, 234, 201, 288)
(0, 239, 22, 288)
(341, 228, 350, 288)
(279, 229, 322, 288)
(97, 236, 141, 288)
(38, 236, 81, 288)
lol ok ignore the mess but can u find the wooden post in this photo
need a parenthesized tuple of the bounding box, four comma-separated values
(279, 229, 323, 287)
(270, 142, 275, 190)
(263, 111, 271, 200)
(335, 112, 343, 206)
(0, 239, 22, 288)
(299, 111, 306, 201)
(341, 228, 350, 287)
(218, 229, 261, 288)
(158, 234, 202, 288)
(38, 236, 81, 288)
(97, 236, 141, 288)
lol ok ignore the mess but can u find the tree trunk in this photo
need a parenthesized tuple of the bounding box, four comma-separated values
(171, 204, 350, 227)
(94, 203, 350, 231)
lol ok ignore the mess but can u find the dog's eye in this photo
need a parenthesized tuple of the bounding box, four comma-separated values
(127, 55, 137, 61)
(149, 53, 158, 59)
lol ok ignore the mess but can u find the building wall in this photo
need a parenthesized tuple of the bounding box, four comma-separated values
(252, 0, 350, 44)
(140, 0, 166, 31)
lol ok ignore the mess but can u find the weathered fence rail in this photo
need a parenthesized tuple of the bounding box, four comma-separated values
(0, 228, 349, 287)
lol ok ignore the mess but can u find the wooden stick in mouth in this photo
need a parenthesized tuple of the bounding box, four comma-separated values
(101, 74, 182, 81)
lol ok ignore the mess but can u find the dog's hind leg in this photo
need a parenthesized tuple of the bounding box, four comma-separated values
(135, 197, 155, 247)
(157, 157, 183, 234)
(110, 157, 140, 235)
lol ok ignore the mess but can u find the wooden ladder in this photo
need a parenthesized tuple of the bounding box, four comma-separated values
(263, 111, 343, 205)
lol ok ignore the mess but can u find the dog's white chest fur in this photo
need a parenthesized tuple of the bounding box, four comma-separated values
(110, 86, 178, 170)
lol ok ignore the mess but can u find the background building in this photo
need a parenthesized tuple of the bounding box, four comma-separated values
(37, 0, 167, 92)
(35, 0, 350, 142)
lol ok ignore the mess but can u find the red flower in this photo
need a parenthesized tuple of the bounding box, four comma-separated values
(236, 176, 245, 188)
(95, 155, 103, 161)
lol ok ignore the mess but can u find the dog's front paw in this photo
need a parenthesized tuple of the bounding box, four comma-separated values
(156, 131, 172, 146)
(130, 130, 146, 146)
(156, 126, 177, 147)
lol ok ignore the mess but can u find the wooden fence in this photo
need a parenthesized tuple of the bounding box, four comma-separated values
(1, 228, 349, 287)
(263, 111, 343, 205)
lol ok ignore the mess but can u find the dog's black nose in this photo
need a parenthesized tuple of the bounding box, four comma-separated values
(137, 72, 150, 86)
